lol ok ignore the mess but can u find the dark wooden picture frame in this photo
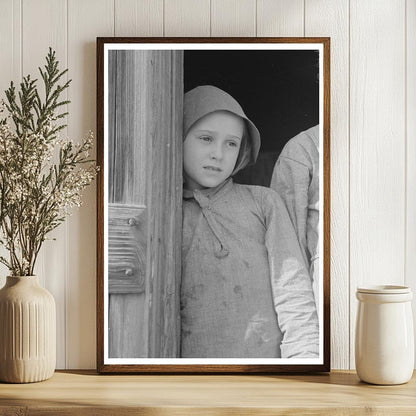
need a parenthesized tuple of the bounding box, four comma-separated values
(97, 37, 330, 373)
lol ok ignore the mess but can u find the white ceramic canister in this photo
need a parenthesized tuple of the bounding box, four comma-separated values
(355, 285, 414, 385)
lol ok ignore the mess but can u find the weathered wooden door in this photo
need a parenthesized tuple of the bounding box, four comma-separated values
(108, 49, 183, 358)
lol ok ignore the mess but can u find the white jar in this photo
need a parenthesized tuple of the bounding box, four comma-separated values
(355, 285, 414, 385)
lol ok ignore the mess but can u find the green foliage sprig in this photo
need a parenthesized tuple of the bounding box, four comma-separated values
(0, 48, 97, 276)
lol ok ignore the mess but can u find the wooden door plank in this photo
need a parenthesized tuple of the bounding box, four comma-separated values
(111, 50, 148, 205)
(108, 50, 150, 358)
(146, 50, 183, 358)
(107, 50, 182, 358)
(108, 293, 147, 358)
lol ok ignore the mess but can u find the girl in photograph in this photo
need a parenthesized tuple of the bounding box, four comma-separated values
(181, 85, 319, 358)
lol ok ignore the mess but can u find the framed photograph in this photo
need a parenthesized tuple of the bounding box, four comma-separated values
(97, 37, 330, 373)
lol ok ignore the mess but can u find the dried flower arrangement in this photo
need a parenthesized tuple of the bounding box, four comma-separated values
(0, 48, 97, 276)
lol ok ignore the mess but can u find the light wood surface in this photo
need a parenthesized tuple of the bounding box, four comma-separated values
(0, 370, 415, 415)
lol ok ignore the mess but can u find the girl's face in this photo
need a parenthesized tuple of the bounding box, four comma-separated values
(183, 111, 244, 190)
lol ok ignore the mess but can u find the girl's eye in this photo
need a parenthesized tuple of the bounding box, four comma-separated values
(227, 141, 238, 148)
(199, 135, 212, 142)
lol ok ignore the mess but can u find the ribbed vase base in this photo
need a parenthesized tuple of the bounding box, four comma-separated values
(0, 276, 56, 384)
(0, 358, 55, 383)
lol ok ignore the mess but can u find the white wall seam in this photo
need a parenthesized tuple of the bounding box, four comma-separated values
(303, 0, 305, 37)
(404, 0, 408, 288)
(65, 0, 69, 369)
(210, 0, 212, 36)
(348, 0, 351, 370)
(19, 0, 23, 80)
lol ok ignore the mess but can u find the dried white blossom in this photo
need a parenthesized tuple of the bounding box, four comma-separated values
(0, 49, 98, 276)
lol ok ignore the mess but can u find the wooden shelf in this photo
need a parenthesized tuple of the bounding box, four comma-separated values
(0, 370, 415, 415)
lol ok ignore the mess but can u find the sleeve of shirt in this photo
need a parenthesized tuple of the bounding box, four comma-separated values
(261, 188, 319, 358)
(270, 150, 311, 267)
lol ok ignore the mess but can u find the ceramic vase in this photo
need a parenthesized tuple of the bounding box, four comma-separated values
(0, 276, 56, 383)
(355, 285, 414, 385)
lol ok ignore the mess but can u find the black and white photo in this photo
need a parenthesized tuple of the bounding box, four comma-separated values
(97, 38, 330, 373)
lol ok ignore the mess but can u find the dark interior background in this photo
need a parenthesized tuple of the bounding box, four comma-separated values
(184, 49, 319, 186)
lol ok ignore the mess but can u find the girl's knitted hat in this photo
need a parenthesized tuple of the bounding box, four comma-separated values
(183, 85, 261, 174)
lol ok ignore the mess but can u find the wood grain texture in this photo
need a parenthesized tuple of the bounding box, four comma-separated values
(110, 50, 148, 204)
(146, 50, 183, 358)
(108, 293, 147, 357)
(107, 50, 151, 358)
(257, 0, 304, 36)
(406, 0, 416, 366)
(22, 0, 68, 369)
(211, 0, 256, 36)
(115, 0, 163, 36)
(349, 0, 406, 368)
(164, 0, 210, 37)
(0, 371, 415, 415)
(96, 37, 105, 374)
(305, 0, 350, 370)
(108, 204, 147, 294)
(101, 48, 183, 361)
(66, 0, 113, 371)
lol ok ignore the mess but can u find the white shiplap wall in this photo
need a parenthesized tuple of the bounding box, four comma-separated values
(0, 0, 414, 370)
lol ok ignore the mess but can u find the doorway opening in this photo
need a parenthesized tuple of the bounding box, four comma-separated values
(184, 49, 319, 186)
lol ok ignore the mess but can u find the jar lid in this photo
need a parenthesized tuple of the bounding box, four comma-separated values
(356, 285, 411, 294)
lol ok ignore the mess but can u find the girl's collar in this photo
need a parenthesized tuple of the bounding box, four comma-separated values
(183, 177, 234, 201)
